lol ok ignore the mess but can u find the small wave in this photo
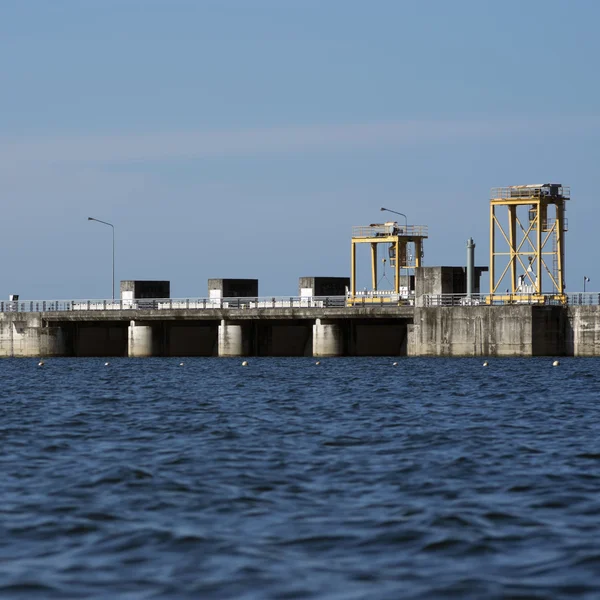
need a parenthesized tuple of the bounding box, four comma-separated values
(82, 511, 120, 522)
(576, 453, 600, 460)
(87, 465, 153, 487)
(0, 582, 62, 595)
(421, 537, 469, 553)
(322, 437, 367, 447)
(507, 484, 533, 493)
(483, 511, 521, 524)
(573, 553, 600, 567)
(41, 443, 70, 452)
(359, 528, 426, 546)
(275, 533, 357, 548)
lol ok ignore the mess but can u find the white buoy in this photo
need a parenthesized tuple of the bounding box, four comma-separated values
(179, 362, 184, 366)
(483, 361, 488, 367)
(38, 361, 44, 367)
(553, 360, 560, 367)
(392, 362, 398, 366)
(315, 361, 321, 365)
(241, 360, 248, 366)
(105, 362, 110, 366)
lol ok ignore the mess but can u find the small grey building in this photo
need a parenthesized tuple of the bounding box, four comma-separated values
(208, 279, 259, 299)
(120, 280, 170, 300)
(299, 277, 350, 297)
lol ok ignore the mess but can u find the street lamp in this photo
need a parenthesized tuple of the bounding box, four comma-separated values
(584, 276, 590, 293)
(380, 207, 410, 297)
(380, 207, 408, 231)
(88, 217, 115, 299)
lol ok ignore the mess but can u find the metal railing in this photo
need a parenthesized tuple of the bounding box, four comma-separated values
(0, 296, 355, 313)
(3, 293, 598, 313)
(422, 294, 487, 307)
(566, 293, 600, 306)
(422, 293, 600, 307)
(491, 185, 570, 200)
(352, 224, 428, 238)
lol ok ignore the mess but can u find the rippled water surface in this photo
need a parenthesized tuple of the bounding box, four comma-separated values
(2, 357, 600, 599)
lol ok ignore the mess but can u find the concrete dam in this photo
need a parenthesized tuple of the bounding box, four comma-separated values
(3, 184, 598, 358)
(1, 275, 598, 359)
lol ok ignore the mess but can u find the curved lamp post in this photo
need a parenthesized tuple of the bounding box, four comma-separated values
(380, 207, 408, 231)
(88, 217, 115, 299)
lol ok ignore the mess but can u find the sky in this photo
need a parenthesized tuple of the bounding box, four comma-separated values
(1, 0, 599, 300)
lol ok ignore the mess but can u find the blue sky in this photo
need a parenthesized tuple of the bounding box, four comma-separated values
(1, 0, 599, 299)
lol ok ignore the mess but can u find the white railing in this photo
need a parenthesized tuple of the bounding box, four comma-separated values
(422, 294, 487, 307)
(491, 185, 570, 200)
(3, 293, 598, 313)
(422, 293, 600, 306)
(352, 224, 428, 238)
(0, 296, 352, 313)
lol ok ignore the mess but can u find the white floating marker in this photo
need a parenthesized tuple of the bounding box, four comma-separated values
(392, 362, 398, 366)
(105, 362, 110, 366)
(38, 361, 44, 367)
(179, 362, 184, 366)
(241, 360, 248, 366)
(315, 361, 321, 365)
(552, 360, 560, 367)
(483, 361, 488, 367)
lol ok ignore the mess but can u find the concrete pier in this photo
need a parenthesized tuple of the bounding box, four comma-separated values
(0, 315, 68, 357)
(567, 306, 600, 357)
(313, 319, 344, 357)
(128, 321, 155, 357)
(218, 320, 250, 357)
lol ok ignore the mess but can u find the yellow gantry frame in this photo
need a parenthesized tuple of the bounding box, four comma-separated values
(350, 234, 425, 301)
(489, 195, 566, 303)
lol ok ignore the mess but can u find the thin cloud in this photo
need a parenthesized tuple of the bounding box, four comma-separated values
(1, 117, 599, 166)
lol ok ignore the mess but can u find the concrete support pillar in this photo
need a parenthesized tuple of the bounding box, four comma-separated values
(0, 316, 71, 358)
(41, 326, 69, 357)
(313, 318, 344, 357)
(128, 320, 155, 357)
(218, 320, 249, 357)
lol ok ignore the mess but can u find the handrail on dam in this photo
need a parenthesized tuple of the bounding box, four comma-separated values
(0, 295, 409, 313)
(423, 293, 600, 307)
(1, 293, 598, 314)
(0, 296, 340, 313)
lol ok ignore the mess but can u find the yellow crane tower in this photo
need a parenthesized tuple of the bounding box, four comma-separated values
(349, 217, 428, 305)
(489, 183, 569, 303)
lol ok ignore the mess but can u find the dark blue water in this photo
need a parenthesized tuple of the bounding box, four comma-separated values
(1, 357, 600, 599)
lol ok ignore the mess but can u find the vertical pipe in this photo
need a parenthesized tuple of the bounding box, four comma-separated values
(414, 240, 422, 268)
(508, 205, 516, 293)
(489, 204, 495, 295)
(466, 237, 475, 299)
(536, 201, 542, 294)
(350, 242, 356, 299)
(111, 225, 115, 300)
(394, 238, 400, 294)
(556, 200, 565, 296)
(371, 243, 378, 291)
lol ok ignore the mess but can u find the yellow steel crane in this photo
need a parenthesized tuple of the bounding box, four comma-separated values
(349, 219, 428, 305)
(489, 183, 569, 303)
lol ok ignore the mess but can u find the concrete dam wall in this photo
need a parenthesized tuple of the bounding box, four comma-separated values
(0, 308, 411, 358)
(1, 304, 599, 358)
(409, 306, 567, 357)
